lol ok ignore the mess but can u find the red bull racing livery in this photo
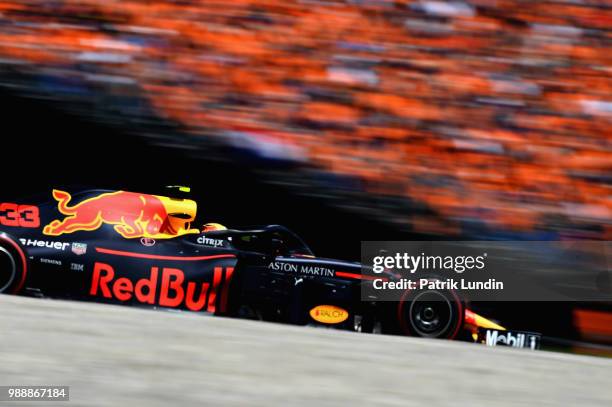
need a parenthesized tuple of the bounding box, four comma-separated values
(0, 188, 540, 349)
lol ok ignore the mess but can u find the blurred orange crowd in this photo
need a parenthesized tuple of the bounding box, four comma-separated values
(0, 0, 610, 237)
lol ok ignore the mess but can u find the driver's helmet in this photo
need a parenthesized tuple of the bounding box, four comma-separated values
(202, 223, 227, 232)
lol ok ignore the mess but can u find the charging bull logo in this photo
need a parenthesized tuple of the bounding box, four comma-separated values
(44, 190, 171, 239)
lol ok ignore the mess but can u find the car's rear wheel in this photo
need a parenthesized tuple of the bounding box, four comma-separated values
(0, 246, 17, 292)
(0, 237, 27, 294)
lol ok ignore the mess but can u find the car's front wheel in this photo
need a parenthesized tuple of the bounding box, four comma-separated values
(395, 283, 465, 339)
(381, 278, 465, 339)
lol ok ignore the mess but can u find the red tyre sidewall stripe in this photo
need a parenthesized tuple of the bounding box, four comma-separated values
(397, 287, 413, 336)
(0, 235, 28, 294)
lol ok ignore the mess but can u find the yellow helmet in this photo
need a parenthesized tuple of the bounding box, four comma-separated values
(202, 223, 227, 232)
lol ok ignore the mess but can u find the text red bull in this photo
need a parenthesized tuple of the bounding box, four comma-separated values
(90, 262, 233, 312)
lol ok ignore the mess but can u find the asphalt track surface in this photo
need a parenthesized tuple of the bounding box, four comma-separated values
(1, 295, 611, 406)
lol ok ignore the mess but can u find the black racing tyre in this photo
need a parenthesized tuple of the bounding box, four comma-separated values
(0, 236, 27, 294)
(397, 286, 464, 339)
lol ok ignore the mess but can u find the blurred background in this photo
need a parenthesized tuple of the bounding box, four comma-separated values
(0, 0, 611, 352)
(0, 0, 609, 241)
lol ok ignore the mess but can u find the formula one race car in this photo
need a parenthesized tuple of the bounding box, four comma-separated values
(0, 188, 540, 349)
